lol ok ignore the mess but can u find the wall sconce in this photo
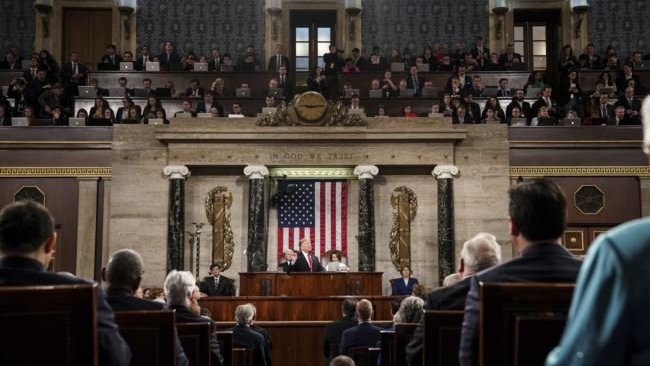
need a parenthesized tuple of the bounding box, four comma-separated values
(34, 0, 53, 38)
(266, 0, 282, 41)
(571, 0, 590, 39)
(118, 0, 136, 40)
(492, 0, 508, 41)
(345, 0, 362, 42)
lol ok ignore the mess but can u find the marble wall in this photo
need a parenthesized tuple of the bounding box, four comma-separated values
(1, 0, 35, 57)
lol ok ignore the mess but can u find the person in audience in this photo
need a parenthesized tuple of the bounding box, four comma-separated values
(349, 48, 367, 71)
(207, 48, 222, 71)
(445, 77, 463, 98)
(294, 237, 324, 272)
(159, 40, 182, 71)
(342, 58, 360, 73)
(592, 93, 613, 121)
(406, 233, 502, 365)
(50, 106, 67, 126)
(123, 106, 141, 123)
(616, 63, 642, 94)
(530, 85, 557, 123)
(23, 56, 41, 82)
(460, 93, 481, 123)
(89, 78, 109, 97)
(559, 45, 578, 75)
(326, 251, 349, 272)
(366, 46, 387, 72)
(238, 45, 263, 72)
(400, 104, 417, 118)
(38, 50, 59, 79)
(76, 108, 89, 120)
(100, 44, 122, 70)
(165, 270, 224, 366)
(349, 94, 361, 111)
(184, 79, 204, 98)
(122, 51, 134, 64)
(615, 87, 641, 123)
(324, 298, 359, 363)
(196, 91, 223, 116)
(531, 105, 557, 126)
(388, 48, 403, 66)
(458, 179, 583, 366)
(116, 97, 138, 122)
(396, 79, 410, 97)
(0, 105, 12, 126)
(142, 96, 166, 123)
(465, 75, 485, 98)
(594, 71, 617, 96)
(438, 94, 456, 117)
(103, 108, 116, 124)
(229, 304, 268, 366)
(330, 355, 356, 366)
(482, 96, 505, 122)
(149, 287, 165, 303)
(0, 201, 131, 365)
(322, 44, 344, 99)
(181, 52, 196, 71)
(524, 71, 546, 94)
(391, 266, 419, 295)
(208, 107, 221, 117)
(496, 78, 511, 97)
(103, 249, 190, 366)
(506, 105, 524, 125)
(24, 68, 51, 108)
(421, 45, 437, 70)
(307, 66, 325, 93)
(498, 43, 522, 67)
(22, 106, 37, 125)
(506, 89, 531, 118)
(546, 98, 650, 366)
(406, 65, 425, 96)
(340, 299, 382, 356)
(607, 105, 635, 126)
(393, 296, 425, 325)
(210, 78, 228, 97)
(117, 77, 134, 97)
(381, 71, 398, 98)
(174, 99, 196, 118)
(443, 272, 462, 287)
(60, 51, 88, 94)
(140, 78, 154, 97)
(279, 249, 297, 272)
(0, 51, 19, 70)
(268, 43, 289, 72)
(604, 52, 620, 71)
(200, 263, 235, 296)
(579, 43, 602, 69)
(481, 52, 500, 71)
(89, 97, 108, 119)
(430, 104, 441, 114)
(469, 36, 489, 69)
(376, 105, 388, 117)
(481, 108, 500, 124)
(275, 65, 292, 98)
(557, 69, 583, 116)
(7, 77, 26, 111)
(189, 286, 202, 316)
(453, 104, 471, 124)
(134, 45, 151, 71)
(230, 102, 244, 117)
(447, 43, 463, 68)
(38, 83, 67, 118)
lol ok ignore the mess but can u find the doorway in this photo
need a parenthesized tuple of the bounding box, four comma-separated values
(290, 10, 337, 87)
(63, 8, 112, 71)
(513, 9, 562, 82)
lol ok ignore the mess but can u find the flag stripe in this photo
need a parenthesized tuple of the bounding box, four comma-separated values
(314, 182, 321, 258)
(335, 182, 342, 251)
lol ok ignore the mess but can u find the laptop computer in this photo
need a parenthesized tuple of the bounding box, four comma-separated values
(526, 87, 541, 98)
(69, 118, 86, 127)
(562, 117, 581, 127)
(197, 113, 213, 118)
(416, 64, 430, 73)
(398, 89, 415, 98)
(537, 117, 557, 126)
(155, 88, 171, 98)
(78, 86, 96, 97)
(390, 62, 405, 72)
(108, 88, 125, 97)
(11, 117, 28, 126)
(21, 60, 31, 70)
(591, 117, 608, 126)
(421, 87, 439, 98)
(368, 90, 382, 99)
(194, 63, 208, 72)
(174, 113, 193, 118)
(87, 118, 113, 126)
(262, 107, 277, 114)
(635, 61, 650, 70)
(510, 118, 527, 127)
(235, 88, 251, 98)
(221, 65, 234, 72)
(145, 62, 160, 72)
(483, 86, 499, 97)
(344, 89, 360, 98)
(120, 62, 134, 72)
(132, 88, 150, 98)
(148, 118, 164, 125)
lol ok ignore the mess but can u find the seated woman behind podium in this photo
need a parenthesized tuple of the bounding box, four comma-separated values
(390, 266, 419, 296)
(325, 251, 350, 272)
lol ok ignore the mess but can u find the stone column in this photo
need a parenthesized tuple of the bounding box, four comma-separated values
(433, 165, 459, 285)
(163, 165, 190, 272)
(354, 165, 379, 272)
(244, 165, 269, 272)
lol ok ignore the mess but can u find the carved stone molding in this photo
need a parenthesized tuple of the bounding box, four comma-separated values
(354, 165, 379, 180)
(244, 165, 270, 180)
(163, 165, 190, 180)
(432, 165, 459, 180)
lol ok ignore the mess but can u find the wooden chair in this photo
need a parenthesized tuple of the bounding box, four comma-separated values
(177, 322, 211, 366)
(395, 323, 418, 366)
(423, 310, 464, 366)
(379, 330, 395, 366)
(216, 330, 234, 366)
(232, 347, 253, 366)
(349, 346, 381, 366)
(0, 284, 98, 366)
(114, 310, 176, 366)
(480, 282, 576, 366)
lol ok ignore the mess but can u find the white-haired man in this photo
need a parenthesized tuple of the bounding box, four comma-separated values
(546, 98, 650, 365)
(165, 270, 223, 366)
(406, 232, 502, 366)
(230, 303, 268, 366)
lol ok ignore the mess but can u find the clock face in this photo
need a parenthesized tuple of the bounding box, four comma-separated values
(295, 92, 327, 122)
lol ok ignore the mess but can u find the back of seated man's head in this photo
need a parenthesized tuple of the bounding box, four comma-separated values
(330, 355, 355, 366)
(355, 299, 373, 322)
(342, 298, 358, 317)
(164, 270, 195, 307)
(104, 249, 144, 292)
(460, 232, 502, 277)
(509, 179, 567, 244)
(0, 201, 54, 258)
(235, 303, 256, 325)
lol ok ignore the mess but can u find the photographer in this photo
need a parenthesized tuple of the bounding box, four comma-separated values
(322, 44, 344, 100)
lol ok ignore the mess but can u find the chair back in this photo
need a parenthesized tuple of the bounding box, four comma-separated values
(177, 322, 211, 366)
(480, 282, 575, 366)
(349, 346, 381, 366)
(232, 347, 253, 366)
(0, 284, 98, 366)
(379, 330, 395, 366)
(216, 331, 234, 366)
(114, 310, 176, 366)
(423, 310, 464, 366)
(395, 323, 418, 366)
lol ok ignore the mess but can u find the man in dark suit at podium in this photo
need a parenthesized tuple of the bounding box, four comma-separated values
(200, 263, 235, 296)
(294, 238, 324, 272)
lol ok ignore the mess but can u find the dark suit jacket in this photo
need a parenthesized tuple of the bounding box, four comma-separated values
(0, 256, 131, 366)
(506, 99, 531, 118)
(390, 277, 419, 296)
(406, 75, 425, 96)
(230, 324, 267, 366)
(322, 52, 344, 76)
(185, 87, 205, 98)
(0, 112, 12, 126)
(496, 88, 511, 98)
(498, 52, 522, 66)
(101, 54, 123, 69)
(208, 58, 222, 71)
(530, 97, 556, 123)
(458, 243, 582, 366)
(158, 52, 182, 70)
(452, 115, 474, 124)
(134, 56, 151, 71)
(277, 75, 293, 98)
(267, 55, 290, 72)
(106, 288, 189, 366)
(60, 62, 88, 84)
(323, 315, 358, 361)
(615, 96, 641, 113)
(340, 322, 382, 356)
(200, 275, 235, 296)
(279, 261, 295, 273)
(171, 305, 223, 366)
(406, 277, 472, 366)
(196, 101, 223, 116)
(616, 73, 641, 93)
(294, 252, 324, 272)
(250, 325, 272, 366)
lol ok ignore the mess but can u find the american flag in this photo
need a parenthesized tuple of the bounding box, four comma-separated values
(277, 180, 348, 261)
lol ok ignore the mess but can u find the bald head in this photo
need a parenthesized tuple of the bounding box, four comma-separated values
(460, 232, 502, 278)
(105, 249, 144, 292)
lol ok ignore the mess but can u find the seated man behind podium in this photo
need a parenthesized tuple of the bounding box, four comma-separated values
(165, 270, 223, 366)
(405, 232, 502, 366)
(200, 263, 235, 296)
(230, 303, 268, 366)
(103, 248, 189, 366)
(0, 201, 131, 366)
(340, 299, 382, 356)
(279, 249, 297, 272)
(294, 237, 324, 272)
(323, 298, 359, 363)
(458, 179, 583, 366)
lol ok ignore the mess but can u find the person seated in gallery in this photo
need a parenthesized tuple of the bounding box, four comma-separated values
(390, 266, 420, 296)
(307, 66, 325, 93)
(199, 263, 235, 296)
(294, 237, 324, 272)
(174, 99, 196, 118)
(348, 94, 362, 112)
(325, 250, 350, 272)
(279, 249, 297, 272)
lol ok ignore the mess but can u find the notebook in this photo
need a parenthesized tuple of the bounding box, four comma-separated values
(78, 86, 96, 97)
(148, 118, 164, 125)
(197, 113, 214, 118)
(348, 108, 364, 115)
(69, 118, 86, 127)
(120, 62, 134, 71)
(561, 117, 581, 127)
(193, 63, 208, 72)
(428, 112, 445, 118)
(108, 88, 125, 97)
(262, 107, 277, 114)
(390, 62, 405, 72)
